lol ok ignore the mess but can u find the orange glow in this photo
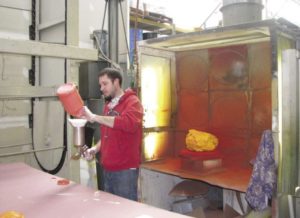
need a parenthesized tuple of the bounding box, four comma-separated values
(141, 55, 171, 160)
(144, 133, 157, 160)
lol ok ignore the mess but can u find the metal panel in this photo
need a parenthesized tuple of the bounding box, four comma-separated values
(39, 0, 66, 88)
(223, 189, 248, 215)
(31, 101, 64, 172)
(40, 24, 65, 43)
(140, 168, 183, 210)
(39, 0, 64, 43)
(38, 17, 65, 31)
(40, 0, 65, 43)
(0, 0, 31, 10)
(298, 52, 300, 187)
(0, 54, 31, 86)
(40, 0, 64, 23)
(0, 5, 31, 39)
(0, 126, 32, 164)
(0, 100, 31, 116)
(277, 49, 299, 217)
(40, 57, 65, 86)
(0, 126, 31, 146)
(280, 49, 298, 194)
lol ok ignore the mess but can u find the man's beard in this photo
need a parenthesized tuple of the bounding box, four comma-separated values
(104, 95, 112, 102)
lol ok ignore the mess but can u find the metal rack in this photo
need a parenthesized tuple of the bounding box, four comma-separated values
(129, 7, 189, 35)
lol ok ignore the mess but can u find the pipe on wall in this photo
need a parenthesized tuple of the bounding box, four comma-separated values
(108, 0, 120, 63)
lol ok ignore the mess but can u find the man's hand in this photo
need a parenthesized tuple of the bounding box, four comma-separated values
(81, 106, 96, 123)
(82, 145, 98, 161)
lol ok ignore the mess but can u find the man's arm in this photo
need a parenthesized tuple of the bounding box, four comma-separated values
(92, 115, 115, 128)
(92, 139, 101, 153)
(81, 106, 115, 128)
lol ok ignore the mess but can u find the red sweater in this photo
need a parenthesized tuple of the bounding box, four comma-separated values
(100, 89, 143, 171)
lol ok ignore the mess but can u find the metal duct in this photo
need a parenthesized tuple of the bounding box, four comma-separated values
(220, 0, 264, 26)
(108, 0, 119, 63)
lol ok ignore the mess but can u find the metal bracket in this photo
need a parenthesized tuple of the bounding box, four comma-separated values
(28, 114, 33, 128)
(29, 69, 35, 86)
(295, 187, 300, 197)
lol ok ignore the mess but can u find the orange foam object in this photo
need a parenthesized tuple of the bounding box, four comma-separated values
(57, 179, 70, 185)
(0, 211, 24, 218)
(56, 83, 84, 117)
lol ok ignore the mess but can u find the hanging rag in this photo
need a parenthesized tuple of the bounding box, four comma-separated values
(245, 130, 277, 211)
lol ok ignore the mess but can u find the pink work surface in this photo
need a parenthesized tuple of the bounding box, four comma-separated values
(0, 162, 188, 218)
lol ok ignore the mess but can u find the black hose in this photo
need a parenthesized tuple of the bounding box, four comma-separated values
(30, 0, 67, 175)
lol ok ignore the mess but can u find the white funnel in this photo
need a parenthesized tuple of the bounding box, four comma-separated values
(68, 118, 87, 127)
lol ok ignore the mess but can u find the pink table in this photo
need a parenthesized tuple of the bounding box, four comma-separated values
(0, 162, 188, 218)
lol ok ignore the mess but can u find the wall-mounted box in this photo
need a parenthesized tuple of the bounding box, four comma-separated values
(79, 61, 108, 99)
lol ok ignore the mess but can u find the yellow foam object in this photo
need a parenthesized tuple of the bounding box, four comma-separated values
(0, 211, 24, 218)
(185, 129, 218, 151)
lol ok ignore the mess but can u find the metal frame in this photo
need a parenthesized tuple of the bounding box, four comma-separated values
(0, 38, 98, 61)
(0, 86, 57, 99)
(139, 19, 300, 52)
(278, 49, 300, 217)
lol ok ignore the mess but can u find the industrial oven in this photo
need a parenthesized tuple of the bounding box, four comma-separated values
(138, 19, 300, 216)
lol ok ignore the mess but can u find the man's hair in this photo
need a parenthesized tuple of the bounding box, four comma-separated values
(99, 67, 123, 86)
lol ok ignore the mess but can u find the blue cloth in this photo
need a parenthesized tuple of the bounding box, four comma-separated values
(103, 168, 138, 201)
(245, 130, 277, 211)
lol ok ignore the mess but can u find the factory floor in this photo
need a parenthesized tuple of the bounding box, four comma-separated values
(186, 207, 223, 218)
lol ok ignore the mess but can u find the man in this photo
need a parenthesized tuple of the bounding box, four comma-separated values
(81, 67, 143, 201)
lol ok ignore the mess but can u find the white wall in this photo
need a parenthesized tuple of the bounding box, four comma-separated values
(0, 0, 129, 184)
(79, 0, 129, 65)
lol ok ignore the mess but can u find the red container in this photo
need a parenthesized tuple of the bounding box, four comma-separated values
(56, 83, 84, 117)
